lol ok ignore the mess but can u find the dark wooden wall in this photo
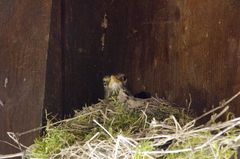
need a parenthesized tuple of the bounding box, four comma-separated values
(47, 0, 240, 117)
(61, 0, 107, 115)
(106, 0, 240, 115)
(1, 0, 240, 155)
(0, 0, 52, 154)
(44, 0, 63, 118)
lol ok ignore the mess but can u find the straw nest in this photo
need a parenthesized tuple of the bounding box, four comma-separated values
(3, 92, 240, 159)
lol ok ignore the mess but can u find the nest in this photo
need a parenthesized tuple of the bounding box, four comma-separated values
(2, 92, 240, 159)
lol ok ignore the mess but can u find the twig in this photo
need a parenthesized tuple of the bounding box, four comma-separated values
(200, 120, 240, 148)
(206, 106, 229, 126)
(171, 115, 182, 132)
(17, 111, 100, 137)
(0, 140, 20, 150)
(6, 132, 26, 150)
(11, 91, 240, 158)
(84, 132, 100, 145)
(93, 119, 115, 141)
(113, 136, 120, 159)
(141, 119, 240, 155)
(192, 91, 240, 122)
(0, 152, 24, 159)
(187, 93, 192, 113)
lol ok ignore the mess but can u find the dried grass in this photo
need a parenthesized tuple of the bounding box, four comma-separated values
(2, 92, 240, 159)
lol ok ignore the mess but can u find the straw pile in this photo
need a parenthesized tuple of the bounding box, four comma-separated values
(3, 92, 240, 159)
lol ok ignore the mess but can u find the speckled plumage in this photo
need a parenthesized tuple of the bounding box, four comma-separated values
(102, 73, 129, 98)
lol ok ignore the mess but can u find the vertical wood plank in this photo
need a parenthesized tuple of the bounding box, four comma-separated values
(0, 0, 52, 153)
(42, 0, 240, 123)
(169, 0, 240, 114)
(62, 0, 108, 115)
(106, 0, 240, 115)
(44, 0, 63, 118)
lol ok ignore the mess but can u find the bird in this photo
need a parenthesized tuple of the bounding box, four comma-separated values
(102, 73, 147, 108)
(102, 73, 129, 99)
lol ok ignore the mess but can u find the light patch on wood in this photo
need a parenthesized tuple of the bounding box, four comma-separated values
(0, 99, 4, 107)
(101, 13, 108, 29)
(101, 13, 108, 52)
(4, 77, 8, 88)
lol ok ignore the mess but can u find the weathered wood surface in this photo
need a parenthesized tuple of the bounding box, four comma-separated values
(61, 0, 108, 115)
(1, 0, 239, 154)
(106, 0, 240, 116)
(0, 0, 52, 153)
(57, 0, 240, 117)
(44, 0, 63, 118)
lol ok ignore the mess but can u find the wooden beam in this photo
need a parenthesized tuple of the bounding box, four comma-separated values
(0, 0, 52, 153)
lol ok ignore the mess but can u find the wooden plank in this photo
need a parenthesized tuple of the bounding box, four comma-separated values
(41, 0, 240, 122)
(43, 0, 63, 118)
(106, 0, 240, 115)
(58, 0, 240, 117)
(168, 0, 240, 115)
(0, 0, 52, 153)
(62, 0, 109, 115)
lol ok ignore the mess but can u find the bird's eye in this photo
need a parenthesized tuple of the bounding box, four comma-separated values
(103, 81, 107, 87)
(118, 74, 127, 82)
(122, 75, 127, 82)
(103, 76, 110, 87)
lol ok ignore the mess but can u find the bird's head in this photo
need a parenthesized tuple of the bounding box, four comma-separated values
(103, 73, 127, 98)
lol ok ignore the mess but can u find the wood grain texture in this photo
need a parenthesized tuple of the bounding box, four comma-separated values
(57, 0, 240, 117)
(0, 0, 52, 153)
(62, 0, 109, 115)
(106, 0, 240, 116)
(169, 0, 240, 115)
(43, 0, 63, 118)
